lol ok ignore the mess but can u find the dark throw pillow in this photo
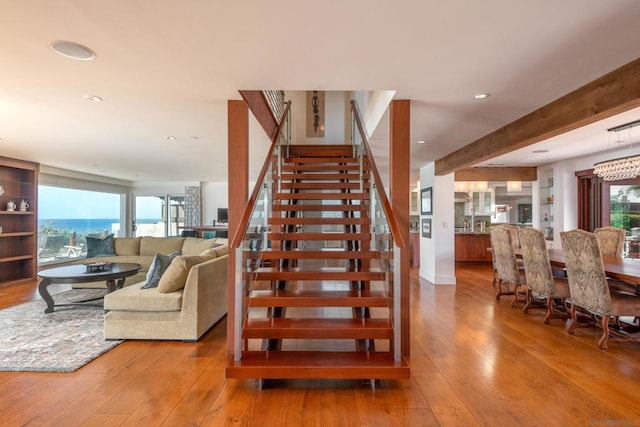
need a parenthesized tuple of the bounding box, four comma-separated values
(141, 250, 182, 289)
(85, 234, 116, 258)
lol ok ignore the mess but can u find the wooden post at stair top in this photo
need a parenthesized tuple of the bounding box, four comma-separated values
(390, 99, 410, 356)
(227, 99, 249, 355)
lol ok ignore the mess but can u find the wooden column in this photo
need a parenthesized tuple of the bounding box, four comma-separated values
(227, 100, 249, 354)
(390, 99, 411, 356)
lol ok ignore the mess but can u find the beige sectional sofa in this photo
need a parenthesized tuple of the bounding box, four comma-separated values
(71, 236, 228, 341)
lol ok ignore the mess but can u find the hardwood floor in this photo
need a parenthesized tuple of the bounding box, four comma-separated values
(2, 264, 640, 426)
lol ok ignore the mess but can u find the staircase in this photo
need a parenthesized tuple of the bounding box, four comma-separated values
(226, 144, 409, 385)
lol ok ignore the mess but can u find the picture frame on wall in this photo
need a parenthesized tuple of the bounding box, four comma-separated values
(422, 218, 432, 238)
(421, 187, 432, 215)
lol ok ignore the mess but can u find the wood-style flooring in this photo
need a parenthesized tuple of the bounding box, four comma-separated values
(1, 263, 640, 426)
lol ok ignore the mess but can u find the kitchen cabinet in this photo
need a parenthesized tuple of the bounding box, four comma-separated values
(464, 192, 494, 216)
(410, 188, 419, 215)
(0, 156, 39, 287)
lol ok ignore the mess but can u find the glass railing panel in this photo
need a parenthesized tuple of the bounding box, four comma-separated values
(232, 101, 291, 360)
(351, 99, 402, 361)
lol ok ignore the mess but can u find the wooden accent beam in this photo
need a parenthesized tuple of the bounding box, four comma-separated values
(239, 90, 278, 139)
(436, 57, 640, 175)
(227, 100, 249, 355)
(389, 99, 411, 356)
(454, 167, 537, 181)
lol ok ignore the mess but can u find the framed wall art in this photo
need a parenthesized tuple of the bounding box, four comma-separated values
(422, 218, 432, 238)
(306, 90, 325, 137)
(421, 187, 432, 215)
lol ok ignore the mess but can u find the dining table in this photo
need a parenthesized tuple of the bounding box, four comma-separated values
(547, 248, 640, 293)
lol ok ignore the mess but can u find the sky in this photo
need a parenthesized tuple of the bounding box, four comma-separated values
(39, 186, 161, 219)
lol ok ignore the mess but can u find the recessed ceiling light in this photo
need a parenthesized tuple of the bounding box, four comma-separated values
(532, 149, 549, 153)
(472, 93, 490, 100)
(417, 140, 427, 144)
(82, 94, 102, 102)
(50, 40, 96, 60)
(164, 136, 176, 140)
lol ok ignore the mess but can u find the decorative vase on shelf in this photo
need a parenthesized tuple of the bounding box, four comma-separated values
(6, 200, 16, 211)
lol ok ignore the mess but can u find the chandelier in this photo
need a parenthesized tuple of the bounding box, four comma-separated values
(594, 155, 640, 181)
(594, 119, 640, 181)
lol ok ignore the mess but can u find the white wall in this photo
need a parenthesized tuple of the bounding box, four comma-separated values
(419, 162, 456, 285)
(288, 91, 347, 144)
(202, 181, 229, 225)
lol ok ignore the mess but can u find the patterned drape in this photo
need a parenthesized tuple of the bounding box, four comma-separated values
(184, 186, 201, 227)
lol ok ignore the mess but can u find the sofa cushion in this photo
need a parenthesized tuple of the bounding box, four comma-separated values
(181, 237, 216, 256)
(86, 234, 115, 258)
(142, 250, 182, 289)
(115, 237, 142, 256)
(140, 236, 185, 256)
(104, 282, 182, 312)
(157, 254, 212, 293)
(211, 244, 229, 257)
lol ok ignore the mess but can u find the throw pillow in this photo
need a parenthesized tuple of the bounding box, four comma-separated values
(211, 244, 229, 257)
(141, 250, 182, 289)
(157, 255, 208, 293)
(199, 248, 219, 259)
(85, 234, 115, 258)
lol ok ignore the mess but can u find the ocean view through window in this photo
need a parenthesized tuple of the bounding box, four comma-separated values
(37, 185, 125, 263)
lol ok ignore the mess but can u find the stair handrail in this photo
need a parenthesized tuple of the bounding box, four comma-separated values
(350, 100, 406, 249)
(230, 100, 292, 248)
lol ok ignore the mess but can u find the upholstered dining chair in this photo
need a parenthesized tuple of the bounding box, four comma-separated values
(490, 226, 526, 307)
(560, 229, 640, 350)
(489, 224, 522, 289)
(518, 227, 570, 324)
(594, 226, 626, 257)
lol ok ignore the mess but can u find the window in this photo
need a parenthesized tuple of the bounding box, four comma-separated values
(133, 195, 185, 237)
(38, 185, 123, 264)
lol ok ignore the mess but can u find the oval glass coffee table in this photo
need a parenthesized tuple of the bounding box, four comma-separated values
(37, 263, 142, 313)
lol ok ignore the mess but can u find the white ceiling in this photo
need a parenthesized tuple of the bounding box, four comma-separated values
(1, 1, 640, 183)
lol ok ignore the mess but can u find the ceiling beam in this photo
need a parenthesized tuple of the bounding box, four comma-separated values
(455, 167, 537, 181)
(435, 57, 640, 176)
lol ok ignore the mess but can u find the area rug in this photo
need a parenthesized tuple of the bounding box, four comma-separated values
(0, 289, 121, 373)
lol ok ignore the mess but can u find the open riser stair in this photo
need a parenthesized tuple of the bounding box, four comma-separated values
(227, 144, 408, 383)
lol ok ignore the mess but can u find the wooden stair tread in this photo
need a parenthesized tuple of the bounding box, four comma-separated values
(287, 145, 354, 157)
(252, 268, 385, 281)
(226, 351, 409, 380)
(280, 173, 362, 180)
(269, 217, 369, 225)
(285, 156, 358, 164)
(248, 290, 390, 307)
(281, 182, 362, 190)
(254, 249, 379, 259)
(282, 164, 362, 171)
(272, 205, 367, 212)
(242, 318, 393, 339)
(273, 193, 368, 200)
(268, 232, 370, 241)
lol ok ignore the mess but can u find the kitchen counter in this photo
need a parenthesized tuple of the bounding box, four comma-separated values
(455, 233, 492, 262)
